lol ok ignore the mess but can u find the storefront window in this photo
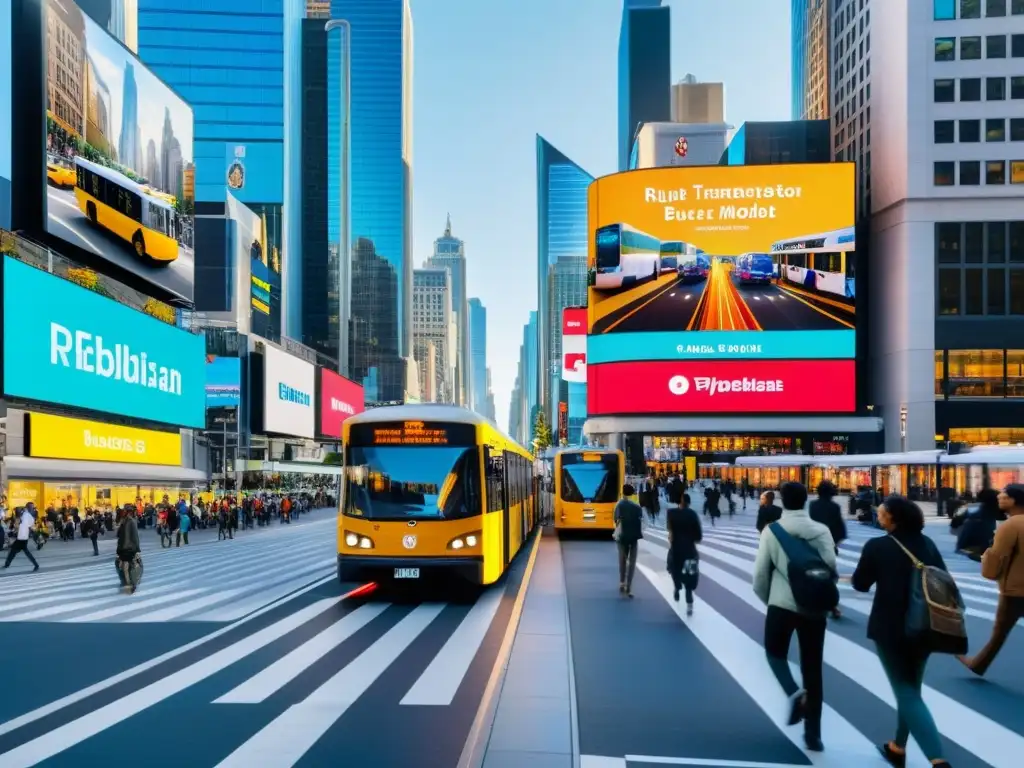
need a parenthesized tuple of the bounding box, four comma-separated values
(935, 350, 946, 397)
(949, 426, 1024, 444)
(4, 482, 196, 516)
(947, 349, 1005, 396)
(1007, 350, 1024, 396)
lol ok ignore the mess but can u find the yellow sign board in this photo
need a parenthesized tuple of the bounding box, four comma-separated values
(28, 413, 182, 466)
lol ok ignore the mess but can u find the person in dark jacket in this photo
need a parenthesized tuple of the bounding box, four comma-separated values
(955, 488, 1000, 560)
(116, 506, 142, 595)
(755, 491, 783, 533)
(666, 492, 702, 614)
(851, 496, 951, 768)
(809, 481, 847, 619)
(614, 485, 644, 597)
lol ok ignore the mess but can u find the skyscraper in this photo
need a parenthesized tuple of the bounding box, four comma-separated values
(349, 237, 403, 404)
(617, 0, 671, 171)
(117, 62, 138, 172)
(791, 0, 829, 120)
(509, 311, 539, 443)
(537, 136, 593, 434)
(468, 297, 487, 416)
(412, 268, 455, 403)
(331, 0, 414, 403)
(671, 74, 725, 124)
(426, 216, 469, 407)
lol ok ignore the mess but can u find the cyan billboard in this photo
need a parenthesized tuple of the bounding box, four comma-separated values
(206, 355, 241, 408)
(2, 257, 206, 427)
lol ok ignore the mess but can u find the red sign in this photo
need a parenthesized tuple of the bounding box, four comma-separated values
(675, 137, 688, 157)
(562, 308, 587, 336)
(587, 360, 855, 415)
(319, 368, 364, 438)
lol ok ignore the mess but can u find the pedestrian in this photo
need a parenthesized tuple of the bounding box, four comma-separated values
(666, 491, 702, 615)
(115, 505, 142, 594)
(809, 481, 847, 619)
(850, 495, 954, 767)
(959, 483, 1024, 677)
(613, 483, 644, 598)
(86, 511, 100, 556)
(756, 491, 783, 533)
(177, 503, 191, 546)
(752, 482, 837, 753)
(3, 504, 40, 571)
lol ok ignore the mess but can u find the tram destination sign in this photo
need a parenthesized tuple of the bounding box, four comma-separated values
(349, 421, 477, 447)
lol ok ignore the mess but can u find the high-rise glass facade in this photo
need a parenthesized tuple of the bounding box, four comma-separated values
(790, 0, 829, 121)
(537, 136, 592, 432)
(426, 216, 469, 406)
(469, 297, 487, 416)
(617, 0, 670, 171)
(331, 0, 412, 402)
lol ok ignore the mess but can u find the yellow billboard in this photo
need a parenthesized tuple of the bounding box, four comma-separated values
(28, 413, 182, 466)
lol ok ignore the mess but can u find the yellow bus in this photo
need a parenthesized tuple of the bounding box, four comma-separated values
(73, 156, 180, 263)
(338, 404, 536, 586)
(554, 447, 624, 534)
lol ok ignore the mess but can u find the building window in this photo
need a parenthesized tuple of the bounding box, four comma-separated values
(961, 161, 981, 185)
(1007, 352, 1024, 395)
(966, 268, 984, 313)
(988, 77, 1007, 100)
(935, 351, 946, 398)
(988, 35, 1008, 57)
(1015, 0, 1024, 13)
(936, 37, 957, 60)
(960, 119, 981, 142)
(1012, 161, 1024, 183)
(963, 0, 982, 15)
(988, 160, 1007, 183)
(1012, 270, 1024, 311)
(938, 269, 962, 313)
(988, 0, 1008, 15)
(1011, 222, 1024, 261)
(935, 161, 956, 185)
(936, 0, 956, 16)
(965, 222, 984, 262)
(948, 350, 1004, 396)
(960, 78, 981, 101)
(935, 120, 955, 143)
(962, 36, 983, 59)
(989, 222, 1007, 262)
(1013, 118, 1024, 140)
(987, 117, 1007, 140)
(989, 269, 1007, 313)
(1013, 34, 1024, 56)
(1012, 77, 1024, 98)
(937, 222, 962, 263)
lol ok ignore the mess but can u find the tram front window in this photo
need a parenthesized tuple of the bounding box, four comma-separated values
(344, 446, 480, 521)
(561, 455, 620, 503)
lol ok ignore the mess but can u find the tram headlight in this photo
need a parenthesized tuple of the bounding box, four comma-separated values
(345, 533, 359, 547)
(345, 532, 374, 550)
(447, 531, 482, 551)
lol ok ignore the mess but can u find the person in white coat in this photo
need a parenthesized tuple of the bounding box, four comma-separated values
(4, 503, 40, 571)
(752, 482, 836, 753)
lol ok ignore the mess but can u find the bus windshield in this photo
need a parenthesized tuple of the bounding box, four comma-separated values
(344, 445, 480, 520)
(746, 254, 774, 274)
(595, 226, 621, 270)
(560, 454, 619, 503)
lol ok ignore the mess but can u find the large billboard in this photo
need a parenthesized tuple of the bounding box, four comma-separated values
(0, 0, 10, 229)
(319, 368, 364, 439)
(586, 163, 856, 414)
(205, 355, 241, 408)
(262, 344, 314, 438)
(27, 412, 181, 466)
(562, 307, 586, 383)
(2, 257, 206, 427)
(226, 190, 282, 341)
(44, 0, 195, 303)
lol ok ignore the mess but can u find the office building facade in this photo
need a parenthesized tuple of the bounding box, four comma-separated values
(631, 122, 731, 169)
(426, 216, 469, 407)
(78, 0, 138, 52)
(869, 0, 1024, 450)
(537, 136, 593, 433)
(671, 74, 725, 124)
(509, 310, 539, 445)
(469, 297, 487, 416)
(791, 0, 830, 120)
(720, 120, 831, 165)
(331, 0, 414, 402)
(617, 0, 671, 170)
(412, 268, 455, 403)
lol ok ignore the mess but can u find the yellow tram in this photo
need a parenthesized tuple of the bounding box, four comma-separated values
(553, 447, 624, 534)
(338, 404, 536, 586)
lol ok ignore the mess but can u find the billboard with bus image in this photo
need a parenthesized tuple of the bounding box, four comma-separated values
(44, 0, 195, 303)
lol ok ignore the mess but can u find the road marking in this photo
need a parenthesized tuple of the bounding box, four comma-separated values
(214, 602, 390, 704)
(401, 586, 504, 705)
(190, 568, 337, 622)
(66, 587, 208, 622)
(214, 604, 446, 768)
(582, 757, 820, 768)
(603, 275, 682, 333)
(775, 284, 853, 328)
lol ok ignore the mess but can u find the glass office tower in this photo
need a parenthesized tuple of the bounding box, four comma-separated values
(537, 136, 593, 434)
(469, 297, 487, 416)
(331, 0, 413, 402)
(617, 0, 670, 171)
(791, 0, 829, 121)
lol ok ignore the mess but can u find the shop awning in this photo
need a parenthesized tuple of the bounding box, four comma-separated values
(2, 456, 208, 484)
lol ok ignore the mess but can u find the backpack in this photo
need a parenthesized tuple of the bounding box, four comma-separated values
(889, 535, 968, 655)
(768, 522, 839, 612)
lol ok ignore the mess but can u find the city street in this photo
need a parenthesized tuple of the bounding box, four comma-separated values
(0, 506, 1017, 767)
(46, 185, 195, 302)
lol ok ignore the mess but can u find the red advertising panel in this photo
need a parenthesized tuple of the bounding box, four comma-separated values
(562, 308, 587, 336)
(587, 360, 855, 415)
(562, 307, 587, 383)
(319, 368, 364, 438)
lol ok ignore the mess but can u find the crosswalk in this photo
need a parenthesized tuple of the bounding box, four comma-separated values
(0, 517, 339, 623)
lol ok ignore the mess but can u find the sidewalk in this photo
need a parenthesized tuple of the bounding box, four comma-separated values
(1, 506, 337, 576)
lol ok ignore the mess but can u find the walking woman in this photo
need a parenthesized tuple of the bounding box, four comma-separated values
(666, 491, 702, 615)
(851, 496, 951, 767)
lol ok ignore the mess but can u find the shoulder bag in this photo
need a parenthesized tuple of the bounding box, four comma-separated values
(889, 535, 967, 654)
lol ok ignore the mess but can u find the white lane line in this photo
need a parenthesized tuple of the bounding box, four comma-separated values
(214, 603, 390, 704)
(635, 557, 878, 767)
(66, 587, 213, 622)
(401, 586, 504, 706)
(644, 538, 1024, 768)
(189, 567, 337, 622)
(0, 594, 346, 768)
(0, 583, 181, 621)
(214, 603, 446, 768)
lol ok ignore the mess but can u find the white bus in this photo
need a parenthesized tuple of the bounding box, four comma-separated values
(771, 227, 855, 299)
(594, 223, 661, 289)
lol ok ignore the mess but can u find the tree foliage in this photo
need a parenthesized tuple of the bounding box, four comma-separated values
(532, 411, 553, 452)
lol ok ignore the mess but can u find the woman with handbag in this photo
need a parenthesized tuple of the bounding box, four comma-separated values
(666, 491, 702, 615)
(851, 496, 955, 768)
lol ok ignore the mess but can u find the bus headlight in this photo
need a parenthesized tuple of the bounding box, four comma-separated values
(447, 531, 481, 551)
(345, 532, 374, 550)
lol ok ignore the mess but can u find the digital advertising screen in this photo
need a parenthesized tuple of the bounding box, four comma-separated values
(586, 163, 856, 415)
(27, 412, 181, 466)
(225, 187, 282, 341)
(262, 344, 315, 438)
(562, 307, 587, 383)
(0, 0, 10, 230)
(44, 0, 195, 303)
(205, 355, 241, 408)
(2, 256, 206, 427)
(319, 367, 364, 439)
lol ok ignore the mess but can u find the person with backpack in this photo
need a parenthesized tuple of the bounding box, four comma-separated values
(752, 482, 837, 753)
(851, 495, 956, 768)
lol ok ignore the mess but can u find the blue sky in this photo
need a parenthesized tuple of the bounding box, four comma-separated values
(410, 0, 791, 430)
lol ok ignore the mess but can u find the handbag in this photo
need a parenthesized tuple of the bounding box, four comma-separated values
(889, 535, 968, 654)
(613, 522, 622, 542)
